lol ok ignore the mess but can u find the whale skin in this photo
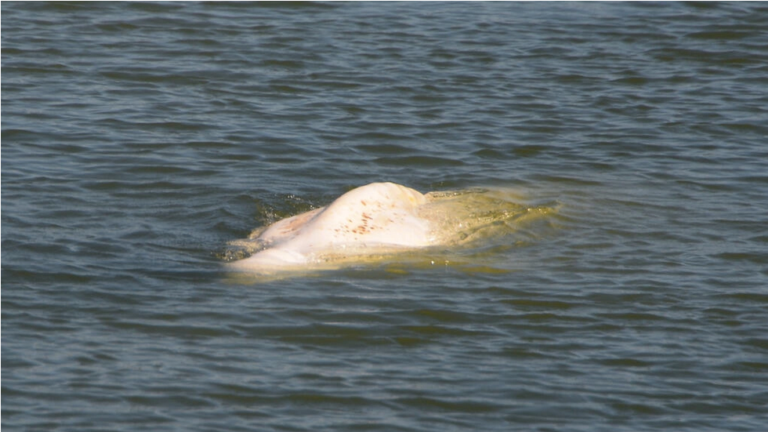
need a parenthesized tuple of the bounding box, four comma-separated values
(226, 181, 553, 275)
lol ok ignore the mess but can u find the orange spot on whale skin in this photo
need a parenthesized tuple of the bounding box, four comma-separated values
(361, 200, 367, 206)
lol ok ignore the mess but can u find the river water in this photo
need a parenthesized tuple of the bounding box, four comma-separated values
(2, 2, 767, 431)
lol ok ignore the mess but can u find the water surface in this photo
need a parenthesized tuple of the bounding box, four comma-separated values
(3, 2, 768, 431)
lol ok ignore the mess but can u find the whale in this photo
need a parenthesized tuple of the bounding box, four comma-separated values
(226, 182, 555, 275)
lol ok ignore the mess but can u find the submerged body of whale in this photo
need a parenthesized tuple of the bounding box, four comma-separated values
(227, 182, 554, 274)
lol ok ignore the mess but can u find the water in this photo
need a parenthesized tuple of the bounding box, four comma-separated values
(2, 2, 767, 431)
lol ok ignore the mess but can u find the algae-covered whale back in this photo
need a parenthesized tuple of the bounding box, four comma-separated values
(226, 182, 557, 275)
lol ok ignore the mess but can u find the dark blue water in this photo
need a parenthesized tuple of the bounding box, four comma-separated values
(3, 2, 768, 431)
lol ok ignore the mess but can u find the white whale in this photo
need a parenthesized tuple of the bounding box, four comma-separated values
(226, 182, 555, 274)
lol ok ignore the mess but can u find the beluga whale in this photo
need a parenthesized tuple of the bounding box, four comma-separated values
(225, 182, 556, 276)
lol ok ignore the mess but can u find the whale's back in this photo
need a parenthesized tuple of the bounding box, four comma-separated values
(226, 182, 558, 274)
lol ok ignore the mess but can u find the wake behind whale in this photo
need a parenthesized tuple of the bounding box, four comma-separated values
(225, 182, 557, 276)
